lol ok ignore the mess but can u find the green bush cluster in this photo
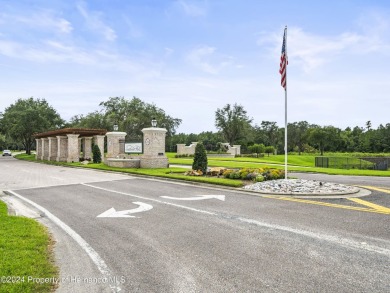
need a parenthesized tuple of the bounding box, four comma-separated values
(222, 168, 285, 181)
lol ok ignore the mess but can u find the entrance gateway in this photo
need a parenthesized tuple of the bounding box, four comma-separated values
(34, 128, 106, 163)
(33, 126, 169, 168)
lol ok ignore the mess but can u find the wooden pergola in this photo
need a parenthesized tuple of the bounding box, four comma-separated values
(33, 128, 107, 163)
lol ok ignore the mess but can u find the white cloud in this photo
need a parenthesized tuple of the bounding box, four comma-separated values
(186, 45, 233, 74)
(76, 1, 117, 41)
(164, 47, 174, 57)
(259, 16, 390, 73)
(0, 10, 72, 34)
(175, 0, 208, 17)
(123, 17, 143, 39)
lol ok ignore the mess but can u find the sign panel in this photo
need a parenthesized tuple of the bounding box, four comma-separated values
(125, 142, 142, 153)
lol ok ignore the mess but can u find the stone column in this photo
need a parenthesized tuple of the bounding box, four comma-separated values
(35, 139, 41, 160)
(43, 138, 50, 160)
(176, 144, 185, 155)
(83, 137, 93, 160)
(233, 145, 241, 155)
(79, 138, 83, 159)
(56, 136, 68, 162)
(48, 137, 58, 161)
(93, 135, 105, 159)
(67, 134, 80, 163)
(140, 127, 168, 168)
(106, 132, 127, 158)
(40, 138, 45, 160)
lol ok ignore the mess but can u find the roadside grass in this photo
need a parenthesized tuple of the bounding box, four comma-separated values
(167, 153, 390, 177)
(14, 154, 243, 187)
(0, 200, 58, 293)
(72, 163, 244, 187)
(15, 152, 390, 187)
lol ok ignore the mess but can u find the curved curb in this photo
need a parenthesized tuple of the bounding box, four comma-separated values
(240, 187, 371, 199)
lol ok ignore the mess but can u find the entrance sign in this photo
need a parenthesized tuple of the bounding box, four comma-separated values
(125, 142, 142, 153)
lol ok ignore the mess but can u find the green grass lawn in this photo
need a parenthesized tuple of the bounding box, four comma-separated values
(16, 153, 390, 181)
(0, 200, 58, 293)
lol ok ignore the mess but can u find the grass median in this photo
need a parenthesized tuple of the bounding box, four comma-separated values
(14, 154, 243, 187)
(0, 200, 58, 293)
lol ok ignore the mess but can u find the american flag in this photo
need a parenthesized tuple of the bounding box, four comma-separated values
(279, 27, 288, 90)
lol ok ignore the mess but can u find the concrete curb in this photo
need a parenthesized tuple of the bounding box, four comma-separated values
(240, 187, 371, 199)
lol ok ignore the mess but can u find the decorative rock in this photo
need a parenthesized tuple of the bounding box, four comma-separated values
(244, 179, 359, 195)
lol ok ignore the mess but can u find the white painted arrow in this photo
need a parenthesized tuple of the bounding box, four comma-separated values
(160, 195, 225, 201)
(97, 202, 153, 218)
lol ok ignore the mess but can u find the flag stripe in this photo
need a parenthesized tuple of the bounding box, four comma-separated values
(279, 28, 287, 89)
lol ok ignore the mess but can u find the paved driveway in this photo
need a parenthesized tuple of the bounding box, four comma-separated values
(1, 157, 389, 292)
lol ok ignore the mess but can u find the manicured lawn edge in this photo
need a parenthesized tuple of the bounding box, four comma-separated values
(14, 154, 244, 187)
(0, 200, 58, 293)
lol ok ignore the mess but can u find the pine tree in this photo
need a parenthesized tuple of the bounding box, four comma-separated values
(192, 142, 208, 173)
(92, 144, 102, 163)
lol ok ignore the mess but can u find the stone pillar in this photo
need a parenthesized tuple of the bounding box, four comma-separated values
(43, 138, 49, 160)
(79, 138, 83, 159)
(40, 138, 45, 160)
(140, 127, 168, 168)
(233, 145, 241, 155)
(48, 137, 58, 161)
(67, 134, 80, 163)
(106, 132, 127, 158)
(93, 135, 105, 159)
(83, 137, 93, 160)
(56, 136, 68, 162)
(176, 144, 185, 155)
(35, 139, 41, 160)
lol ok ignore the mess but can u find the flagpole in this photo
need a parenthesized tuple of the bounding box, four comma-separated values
(284, 26, 288, 180)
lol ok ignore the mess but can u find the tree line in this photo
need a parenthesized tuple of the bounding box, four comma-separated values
(171, 103, 390, 155)
(1, 98, 389, 155)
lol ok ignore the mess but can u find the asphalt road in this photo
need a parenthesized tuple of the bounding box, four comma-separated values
(1, 156, 389, 292)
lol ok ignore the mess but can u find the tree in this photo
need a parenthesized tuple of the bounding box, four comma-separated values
(215, 103, 253, 145)
(192, 142, 208, 173)
(264, 146, 275, 157)
(288, 121, 310, 155)
(99, 97, 182, 139)
(67, 111, 110, 130)
(248, 143, 265, 157)
(92, 144, 102, 163)
(1, 98, 64, 154)
(308, 126, 342, 155)
(261, 121, 280, 146)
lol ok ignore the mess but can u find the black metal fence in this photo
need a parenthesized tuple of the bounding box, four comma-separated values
(315, 157, 390, 170)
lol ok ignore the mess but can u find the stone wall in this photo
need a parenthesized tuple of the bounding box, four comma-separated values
(176, 142, 198, 155)
(176, 142, 241, 156)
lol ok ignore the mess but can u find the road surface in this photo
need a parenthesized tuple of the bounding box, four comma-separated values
(1, 156, 389, 292)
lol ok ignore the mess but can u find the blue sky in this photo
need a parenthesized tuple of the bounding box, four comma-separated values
(1, 0, 389, 133)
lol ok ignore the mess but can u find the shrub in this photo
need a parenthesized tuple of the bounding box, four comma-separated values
(255, 174, 265, 182)
(192, 142, 208, 173)
(223, 169, 233, 178)
(92, 144, 102, 163)
(240, 171, 249, 180)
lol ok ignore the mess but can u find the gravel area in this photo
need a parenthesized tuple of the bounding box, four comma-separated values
(243, 179, 359, 195)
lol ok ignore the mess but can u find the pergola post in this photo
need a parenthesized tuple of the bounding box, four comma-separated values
(48, 137, 58, 161)
(35, 139, 41, 160)
(56, 136, 68, 162)
(83, 137, 93, 160)
(66, 134, 80, 163)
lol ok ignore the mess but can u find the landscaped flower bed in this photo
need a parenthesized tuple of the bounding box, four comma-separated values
(185, 167, 285, 182)
(222, 168, 285, 182)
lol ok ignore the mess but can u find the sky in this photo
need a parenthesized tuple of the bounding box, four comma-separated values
(1, 0, 389, 134)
